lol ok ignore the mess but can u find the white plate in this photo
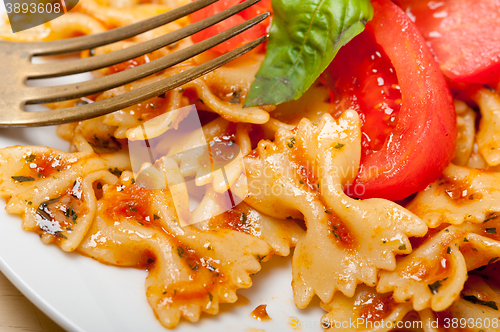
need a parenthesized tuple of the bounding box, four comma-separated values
(0, 8, 325, 332)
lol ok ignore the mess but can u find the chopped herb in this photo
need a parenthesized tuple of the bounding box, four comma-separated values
(287, 137, 296, 149)
(240, 212, 247, 224)
(65, 206, 78, 224)
(27, 201, 32, 205)
(382, 240, 387, 244)
(191, 264, 199, 271)
(464, 237, 469, 242)
(463, 295, 498, 310)
(428, 280, 443, 294)
(299, 180, 304, 184)
(167, 121, 173, 127)
(484, 213, 499, 223)
(334, 143, 345, 149)
(162, 291, 167, 295)
(147, 258, 155, 264)
(286, 216, 293, 219)
(446, 246, 451, 254)
(108, 167, 123, 177)
(178, 88, 184, 93)
(177, 247, 184, 257)
(128, 205, 138, 212)
(331, 225, 343, 241)
(207, 264, 216, 272)
(25, 154, 36, 162)
(445, 229, 449, 232)
(207, 246, 212, 250)
(229, 90, 241, 104)
(325, 210, 331, 214)
(256, 255, 264, 263)
(131, 178, 136, 184)
(198, 98, 205, 104)
(138, 118, 143, 121)
(158, 93, 166, 99)
(399, 244, 407, 251)
(66, 227, 72, 231)
(208, 293, 213, 302)
(54, 231, 67, 240)
(11, 176, 35, 182)
(138, 222, 144, 226)
(153, 214, 160, 220)
(486, 228, 497, 234)
(488, 257, 499, 264)
(473, 247, 478, 252)
(36, 197, 61, 221)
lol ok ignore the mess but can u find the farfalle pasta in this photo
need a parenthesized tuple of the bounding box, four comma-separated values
(1, 0, 500, 330)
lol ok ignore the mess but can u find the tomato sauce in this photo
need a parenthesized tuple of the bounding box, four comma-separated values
(357, 293, 394, 322)
(326, 212, 356, 249)
(251, 304, 271, 321)
(104, 183, 161, 227)
(161, 239, 224, 305)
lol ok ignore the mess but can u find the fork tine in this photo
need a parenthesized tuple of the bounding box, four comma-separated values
(24, 13, 269, 105)
(29, 0, 264, 79)
(27, 0, 219, 56)
(7, 36, 267, 127)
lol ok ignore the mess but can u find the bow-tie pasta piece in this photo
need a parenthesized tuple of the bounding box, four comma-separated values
(103, 72, 270, 140)
(378, 219, 500, 312)
(475, 89, 500, 167)
(244, 110, 427, 308)
(408, 164, 500, 228)
(377, 225, 468, 312)
(453, 100, 477, 166)
(78, 172, 271, 328)
(197, 200, 305, 257)
(321, 285, 413, 332)
(0, 145, 119, 252)
(418, 270, 500, 332)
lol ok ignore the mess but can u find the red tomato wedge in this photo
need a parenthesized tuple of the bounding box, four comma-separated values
(189, 0, 272, 54)
(396, 0, 500, 85)
(323, 0, 456, 201)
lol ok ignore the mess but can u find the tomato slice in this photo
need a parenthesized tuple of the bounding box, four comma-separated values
(395, 0, 500, 85)
(323, 0, 456, 201)
(323, 30, 401, 158)
(189, 0, 272, 54)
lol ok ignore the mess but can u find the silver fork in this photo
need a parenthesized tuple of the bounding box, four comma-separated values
(0, 0, 269, 127)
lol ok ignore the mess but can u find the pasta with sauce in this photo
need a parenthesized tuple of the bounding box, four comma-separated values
(1, 0, 500, 330)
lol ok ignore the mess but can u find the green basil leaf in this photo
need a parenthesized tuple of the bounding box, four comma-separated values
(244, 0, 373, 107)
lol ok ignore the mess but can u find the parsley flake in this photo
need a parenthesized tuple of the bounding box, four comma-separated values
(11, 176, 35, 182)
(428, 280, 443, 294)
(463, 295, 498, 310)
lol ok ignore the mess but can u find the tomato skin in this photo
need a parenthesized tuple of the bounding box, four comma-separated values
(396, 0, 500, 86)
(189, 0, 272, 54)
(336, 0, 456, 201)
